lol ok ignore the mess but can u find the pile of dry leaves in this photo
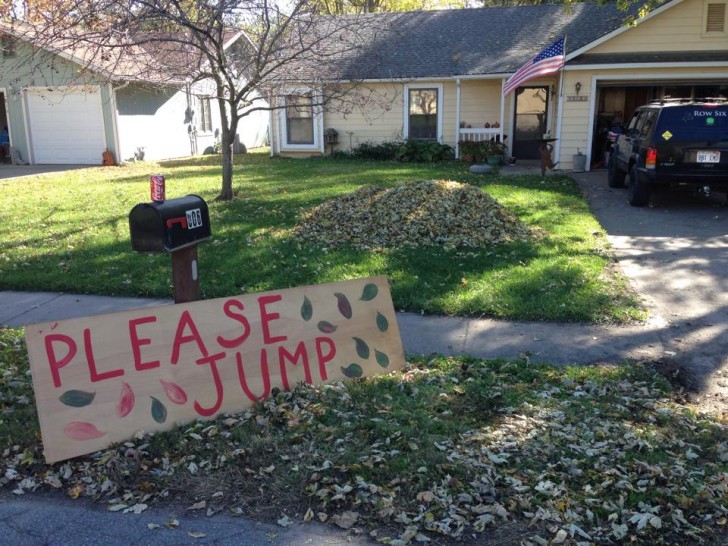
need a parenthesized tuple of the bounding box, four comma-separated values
(292, 180, 535, 250)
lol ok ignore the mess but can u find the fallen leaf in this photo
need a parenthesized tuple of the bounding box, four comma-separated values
(333, 510, 359, 529)
(552, 528, 568, 543)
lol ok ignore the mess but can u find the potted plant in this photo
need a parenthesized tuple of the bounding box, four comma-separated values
(483, 139, 506, 166)
(458, 140, 479, 163)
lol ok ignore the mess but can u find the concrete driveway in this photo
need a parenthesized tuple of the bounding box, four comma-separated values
(575, 170, 728, 410)
(0, 163, 89, 178)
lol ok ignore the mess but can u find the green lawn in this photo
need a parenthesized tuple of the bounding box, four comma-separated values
(0, 152, 643, 322)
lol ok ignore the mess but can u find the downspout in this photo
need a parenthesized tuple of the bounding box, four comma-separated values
(455, 78, 461, 158)
(109, 81, 127, 165)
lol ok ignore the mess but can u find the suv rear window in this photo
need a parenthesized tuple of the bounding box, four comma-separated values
(657, 105, 728, 140)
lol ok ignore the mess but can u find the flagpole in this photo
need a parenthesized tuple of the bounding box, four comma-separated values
(554, 34, 567, 168)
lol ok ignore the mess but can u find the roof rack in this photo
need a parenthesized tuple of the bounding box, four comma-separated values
(649, 97, 727, 105)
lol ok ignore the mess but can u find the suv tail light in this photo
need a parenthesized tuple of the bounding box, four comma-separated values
(646, 147, 657, 170)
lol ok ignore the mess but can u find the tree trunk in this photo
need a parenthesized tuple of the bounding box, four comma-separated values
(216, 96, 236, 201)
(218, 139, 235, 201)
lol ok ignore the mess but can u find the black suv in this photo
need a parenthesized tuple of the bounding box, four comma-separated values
(607, 98, 728, 206)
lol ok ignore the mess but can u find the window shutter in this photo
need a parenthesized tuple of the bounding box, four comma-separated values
(706, 2, 726, 32)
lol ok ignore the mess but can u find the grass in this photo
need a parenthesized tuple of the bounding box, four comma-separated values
(1, 328, 726, 544)
(0, 151, 644, 323)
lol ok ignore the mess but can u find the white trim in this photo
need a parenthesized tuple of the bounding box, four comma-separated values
(108, 83, 122, 166)
(20, 89, 33, 164)
(566, 62, 728, 71)
(279, 88, 323, 152)
(588, 71, 728, 82)
(499, 79, 506, 149)
(566, 0, 687, 61)
(403, 82, 444, 142)
(507, 81, 516, 150)
(554, 84, 565, 168)
(269, 101, 275, 157)
(455, 79, 461, 157)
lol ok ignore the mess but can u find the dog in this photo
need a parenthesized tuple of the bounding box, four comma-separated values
(539, 142, 558, 176)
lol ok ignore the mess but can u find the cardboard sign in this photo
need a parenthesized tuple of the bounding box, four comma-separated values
(25, 276, 405, 463)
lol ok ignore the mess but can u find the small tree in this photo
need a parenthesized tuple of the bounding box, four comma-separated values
(2, 0, 393, 200)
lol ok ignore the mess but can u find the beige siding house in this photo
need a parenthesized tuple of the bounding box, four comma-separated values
(270, 0, 728, 171)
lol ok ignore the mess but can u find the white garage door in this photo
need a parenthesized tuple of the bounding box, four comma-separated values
(26, 87, 106, 164)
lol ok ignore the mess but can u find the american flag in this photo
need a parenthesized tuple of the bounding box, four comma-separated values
(503, 37, 565, 97)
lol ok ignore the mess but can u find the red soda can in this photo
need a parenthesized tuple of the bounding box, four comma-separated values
(150, 174, 165, 202)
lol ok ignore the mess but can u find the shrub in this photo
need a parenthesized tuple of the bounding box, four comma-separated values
(395, 140, 454, 163)
(352, 140, 402, 161)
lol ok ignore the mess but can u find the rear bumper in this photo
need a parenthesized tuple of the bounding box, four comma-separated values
(638, 167, 728, 189)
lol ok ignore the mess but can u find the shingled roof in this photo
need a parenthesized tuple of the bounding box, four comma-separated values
(290, 1, 668, 82)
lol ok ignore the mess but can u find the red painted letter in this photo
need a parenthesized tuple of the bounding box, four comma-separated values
(258, 294, 287, 345)
(85, 328, 124, 383)
(236, 350, 271, 402)
(45, 334, 77, 388)
(129, 315, 160, 371)
(171, 311, 209, 364)
(315, 337, 336, 381)
(193, 351, 226, 417)
(279, 342, 312, 391)
(217, 299, 251, 349)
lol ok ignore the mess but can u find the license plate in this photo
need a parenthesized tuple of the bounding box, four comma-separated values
(697, 151, 720, 163)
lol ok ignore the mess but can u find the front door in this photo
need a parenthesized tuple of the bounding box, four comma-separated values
(512, 86, 549, 160)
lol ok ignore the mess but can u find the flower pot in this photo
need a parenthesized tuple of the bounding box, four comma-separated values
(486, 155, 502, 167)
(572, 153, 586, 172)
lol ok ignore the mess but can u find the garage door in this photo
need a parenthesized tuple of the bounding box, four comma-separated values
(26, 87, 106, 164)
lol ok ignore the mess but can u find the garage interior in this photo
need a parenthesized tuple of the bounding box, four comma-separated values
(591, 82, 728, 169)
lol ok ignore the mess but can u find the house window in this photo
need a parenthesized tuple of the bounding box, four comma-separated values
(1, 35, 16, 58)
(703, 1, 726, 35)
(407, 88, 439, 140)
(285, 93, 314, 145)
(198, 96, 212, 133)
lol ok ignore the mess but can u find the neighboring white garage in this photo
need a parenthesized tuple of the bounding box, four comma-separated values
(24, 86, 106, 164)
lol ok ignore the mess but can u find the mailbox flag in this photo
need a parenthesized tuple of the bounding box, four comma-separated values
(503, 37, 565, 97)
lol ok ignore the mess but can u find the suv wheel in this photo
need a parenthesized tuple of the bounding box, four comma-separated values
(607, 153, 626, 188)
(627, 165, 650, 207)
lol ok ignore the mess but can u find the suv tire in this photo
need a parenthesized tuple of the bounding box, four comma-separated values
(628, 165, 650, 207)
(607, 152, 626, 188)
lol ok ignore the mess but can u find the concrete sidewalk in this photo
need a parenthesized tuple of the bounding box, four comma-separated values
(0, 289, 666, 366)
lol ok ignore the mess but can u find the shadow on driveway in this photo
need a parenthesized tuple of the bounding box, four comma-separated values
(573, 168, 728, 412)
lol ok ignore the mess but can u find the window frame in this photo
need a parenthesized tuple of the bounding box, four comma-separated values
(1, 35, 16, 58)
(280, 88, 323, 152)
(404, 83, 443, 142)
(197, 96, 213, 134)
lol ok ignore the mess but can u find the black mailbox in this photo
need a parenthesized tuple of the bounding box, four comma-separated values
(129, 195, 211, 253)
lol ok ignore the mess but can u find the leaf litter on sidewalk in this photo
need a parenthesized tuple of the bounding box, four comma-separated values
(1, 328, 726, 544)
